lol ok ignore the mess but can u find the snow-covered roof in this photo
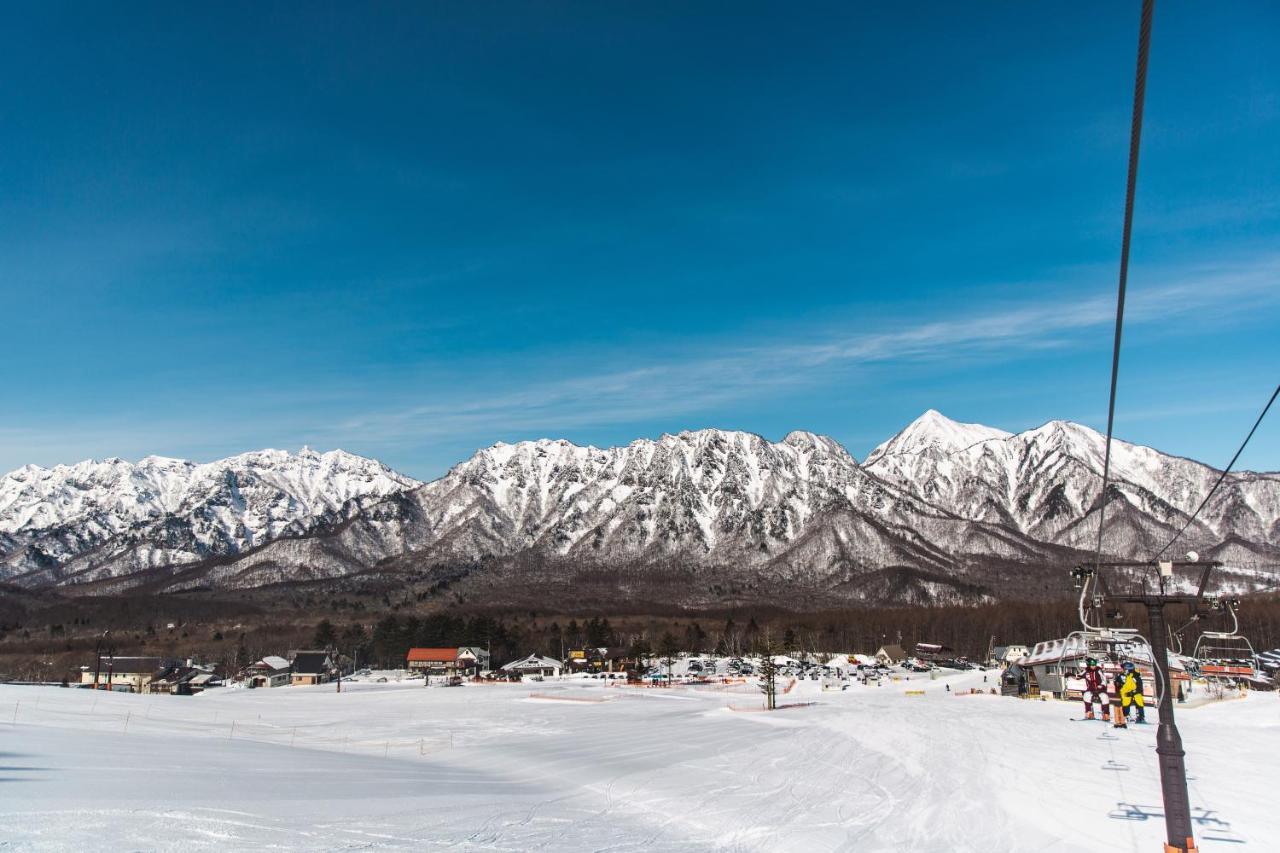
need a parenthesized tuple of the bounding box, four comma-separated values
(1020, 637, 1184, 671)
(1019, 636, 1090, 666)
(501, 654, 562, 671)
(259, 655, 290, 671)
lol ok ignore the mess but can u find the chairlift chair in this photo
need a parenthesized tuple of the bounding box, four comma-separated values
(1192, 598, 1256, 681)
(1059, 566, 1165, 702)
(1064, 567, 1142, 665)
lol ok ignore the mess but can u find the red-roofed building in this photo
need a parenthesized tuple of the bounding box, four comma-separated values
(406, 648, 460, 676)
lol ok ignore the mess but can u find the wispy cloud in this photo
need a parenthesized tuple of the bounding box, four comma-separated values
(328, 253, 1280, 447)
(3, 253, 1276, 473)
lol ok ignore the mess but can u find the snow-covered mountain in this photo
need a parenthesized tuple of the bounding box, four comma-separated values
(3, 413, 1277, 602)
(864, 413, 1280, 566)
(0, 449, 420, 586)
(146, 428, 1076, 599)
(864, 409, 1012, 462)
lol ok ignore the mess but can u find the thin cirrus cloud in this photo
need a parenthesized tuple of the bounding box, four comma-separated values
(330, 254, 1280, 448)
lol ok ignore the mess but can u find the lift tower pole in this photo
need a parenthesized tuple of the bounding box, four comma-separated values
(1089, 560, 1217, 853)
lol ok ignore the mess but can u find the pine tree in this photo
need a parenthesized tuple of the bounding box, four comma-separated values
(313, 618, 337, 649)
(757, 634, 779, 711)
(629, 636, 652, 665)
(658, 631, 680, 686)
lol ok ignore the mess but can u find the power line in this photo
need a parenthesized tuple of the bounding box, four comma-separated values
(1154, 382, 1280, 560)
(1092, 0, 1154, 573)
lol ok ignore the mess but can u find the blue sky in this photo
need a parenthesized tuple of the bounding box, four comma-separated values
(3, 1, 1278, 479)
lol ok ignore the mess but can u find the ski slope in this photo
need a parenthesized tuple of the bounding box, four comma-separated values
(2, 671, 1276, 851)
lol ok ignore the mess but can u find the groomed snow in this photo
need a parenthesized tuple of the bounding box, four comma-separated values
(2, 672, 1276, 851)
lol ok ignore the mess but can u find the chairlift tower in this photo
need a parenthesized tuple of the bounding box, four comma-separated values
(1079, 559, 1219, 853)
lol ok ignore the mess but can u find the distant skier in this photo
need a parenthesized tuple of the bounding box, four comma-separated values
(1081, 658, 1107, 720)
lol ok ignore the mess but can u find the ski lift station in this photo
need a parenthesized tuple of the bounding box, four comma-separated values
(1017, 635, 1187, 702)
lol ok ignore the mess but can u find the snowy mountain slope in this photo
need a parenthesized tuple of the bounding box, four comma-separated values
(4, 412, 1277, 600)
(864, 409, 1012, 463)
(864, 412, 1280, 563)
(0, 449, 420, 585)
(145, 428, 1072, 597)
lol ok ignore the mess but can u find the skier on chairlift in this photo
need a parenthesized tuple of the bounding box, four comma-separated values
(1082, 658, 1107, 720)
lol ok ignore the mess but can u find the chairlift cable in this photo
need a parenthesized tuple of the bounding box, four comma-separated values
(1154, 381, 1280, 560)
(1091, 0, 1154, 573)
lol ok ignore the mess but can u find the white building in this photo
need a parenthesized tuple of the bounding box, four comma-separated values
(457, 647, 491, 674)
(501, 654, 562, 679)
(78, 656, 163, 693)
(243, 655, 292, 688)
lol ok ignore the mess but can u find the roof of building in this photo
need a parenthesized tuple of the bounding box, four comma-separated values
(100, 656, 164, 674)
(500, 654, 562, 671)
(1019, 636, 1185, 671)
(291, 651, 332, 674)
(407, 647, 459, 663)
(257, 655, 291, 672)
(876, 645, 906, 660)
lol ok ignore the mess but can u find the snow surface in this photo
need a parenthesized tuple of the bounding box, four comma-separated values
(3, 672, 1277, 851)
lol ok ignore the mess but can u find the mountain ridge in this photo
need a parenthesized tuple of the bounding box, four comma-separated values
(2, 412, 1277, 604)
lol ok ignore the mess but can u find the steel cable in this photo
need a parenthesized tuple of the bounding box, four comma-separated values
(1154, 382, 1280, 560)
(1092, 0, 1155, 572)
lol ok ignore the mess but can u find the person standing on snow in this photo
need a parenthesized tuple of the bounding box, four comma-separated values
(1082, 658, 1107, 720)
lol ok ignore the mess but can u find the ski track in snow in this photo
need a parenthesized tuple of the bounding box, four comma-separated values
(0, 672, 1276, 851)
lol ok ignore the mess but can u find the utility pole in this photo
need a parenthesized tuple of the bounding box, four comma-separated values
(93, 631, 108, 689)
(1086, 559, 1217, 853)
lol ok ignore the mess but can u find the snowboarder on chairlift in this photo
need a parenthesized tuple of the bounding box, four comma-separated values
(1120, 661, 1145, 723)
(1131, 667, 1146, 723)
(1110, 669, 1128, 728)
(1082, 658, 1107, 720)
